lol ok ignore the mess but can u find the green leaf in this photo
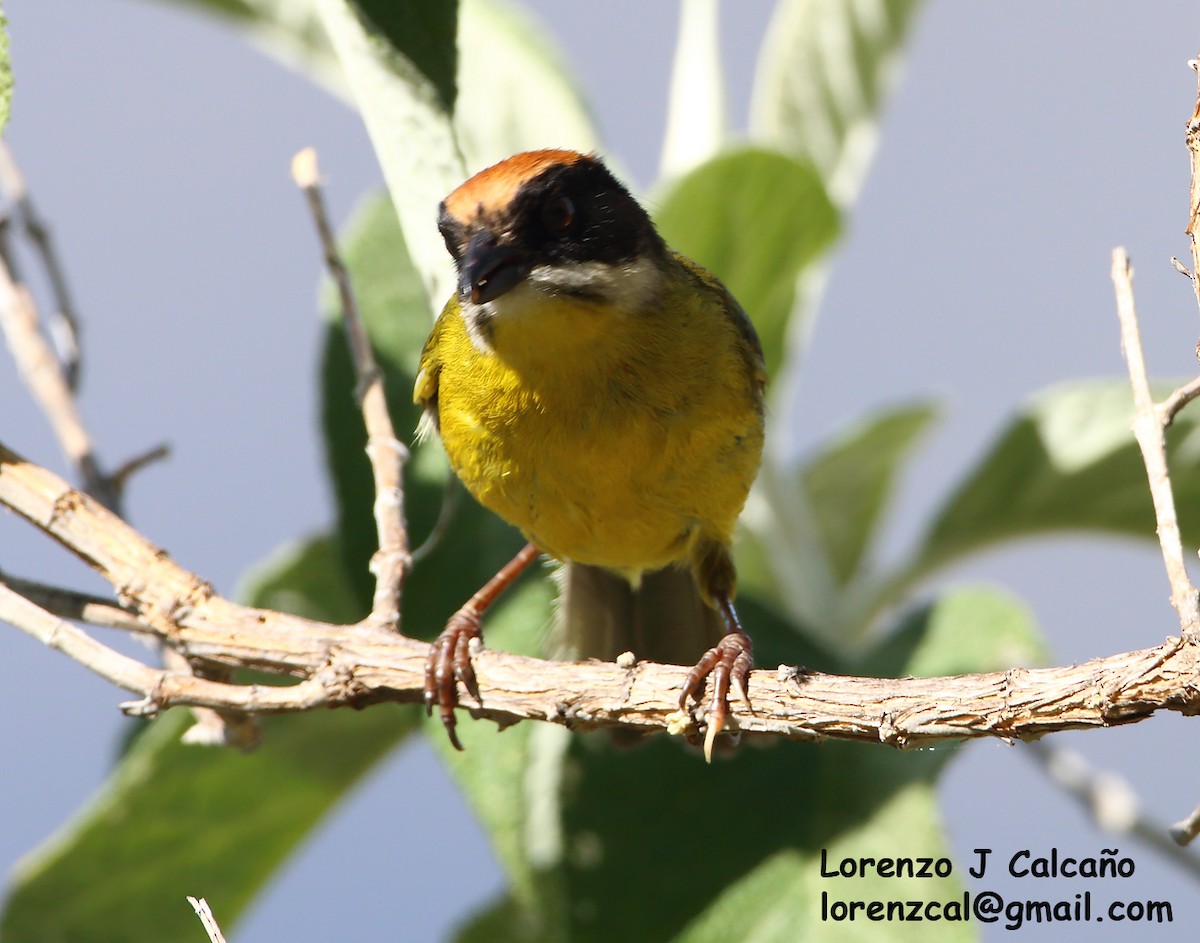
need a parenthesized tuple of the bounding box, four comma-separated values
(0, 3, 11, 135)
(441, 596, 981, 943)
(426, 576, 564, 922)
(161, 0, 594, 170)
(151, 0, 469, 278)
(909, 378, 1200, 584)
(801, 403, 939, 586)
(316, 0, 464, 317)
(659, 0, 725, 179)
(2, 704, 415, 943)
(455, 0, 599, 170)
(861, 583, 1048, 680)
(1, 531, 423, 942)
(750, 0, 924, 206)
(554, 731, 954, 943)
(236, 531, 363, 624)
(348, 0, 457, 112)
(654, 148, 840, 379)
(674, 784, 970, 943)
(1, 534, 417, 943)
(162, 0, 457, 112)
(450, 584, 1042, 943)
(664, 585, 1041, 943)
(159, 0, 349, 105)
(737, 403, 938, 640)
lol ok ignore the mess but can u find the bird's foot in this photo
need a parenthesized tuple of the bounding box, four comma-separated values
(680, 630, 754, 762)
(424, 608, 483, 751)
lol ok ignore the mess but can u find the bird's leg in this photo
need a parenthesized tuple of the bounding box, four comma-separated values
(680, 594, 754, 762)
(425, 541, 539, 750)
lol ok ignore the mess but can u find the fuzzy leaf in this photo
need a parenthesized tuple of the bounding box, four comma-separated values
(316, 0, 464, 316)
(750, 0, 924, 206)
(0, 535, 417, 943)
(0, 5, 11, 135)
(737, 403, 937, 638)
(454, 0, 599, 170)
(348, 0, 457, 111)
(654, 148, 839, 379)
(910, 379, 1200, 583)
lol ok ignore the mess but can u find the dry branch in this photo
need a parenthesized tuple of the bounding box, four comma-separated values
(2, 438, 1199, 746)
(0, 139, 82, 389)
(186, 897, 228, 943)
(291, 147, 411, 630)
(1113, 249, 1200, 639)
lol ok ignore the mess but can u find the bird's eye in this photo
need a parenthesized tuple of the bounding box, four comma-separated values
(541, 195, 575, 235)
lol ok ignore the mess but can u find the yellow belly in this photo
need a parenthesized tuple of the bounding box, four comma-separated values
(443, 375, 755, 573)
(418, 265, 764, 580)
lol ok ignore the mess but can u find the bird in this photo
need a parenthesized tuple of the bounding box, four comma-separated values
(413, 149, 766, 759)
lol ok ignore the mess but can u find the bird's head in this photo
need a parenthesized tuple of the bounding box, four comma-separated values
(438, 150, 667, 354)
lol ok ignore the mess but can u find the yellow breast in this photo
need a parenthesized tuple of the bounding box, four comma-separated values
(415, 255, 764, 580)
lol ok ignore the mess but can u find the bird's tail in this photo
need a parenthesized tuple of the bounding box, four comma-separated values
(551, 561, 724, 664)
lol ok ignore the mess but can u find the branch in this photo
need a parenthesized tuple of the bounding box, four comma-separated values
(1185, 58, 1200, 321)
(0, 237, 118, 511)
(290, 147, 411, 629)
(2, 438, 1199, 744)
(1112, 248, 1200, 639)
(0, 569, 147, 633)
(0, 144, 167, 514)
(186, 897, 228, 943)
(0, 139, 83, 389)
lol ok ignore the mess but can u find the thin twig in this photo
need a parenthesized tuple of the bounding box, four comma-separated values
(291, 148, 411, 629)
(1112, 248, 1200, 638)
(0, 140, 82, 389)
(0, 580, 329, 717)
(1160, 375, 1200, 426)
(0, 144, 164, 513)
(1185, 59, 1200, 323)
(186, 897, 229, 943)
(0, 144, 224, 742)
(1171, 804, 1200, 846)
(0, 570, 148, 633)
(0, 247, 119, 511)
(1025, 741, 1200, 881)
(108, 442, 171, 494)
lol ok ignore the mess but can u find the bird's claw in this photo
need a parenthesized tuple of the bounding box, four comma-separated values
(680, 631, 754, 762)
(424, 608, 483, 751)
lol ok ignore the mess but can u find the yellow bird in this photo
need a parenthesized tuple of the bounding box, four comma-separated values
(414, 149, 766, 757)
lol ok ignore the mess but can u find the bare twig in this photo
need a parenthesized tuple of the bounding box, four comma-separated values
(0, 140, 82, 388)
(1025, 741, 1200, 880)
(1082, 60, 1200, 854)
(1171, 804, 1200, 846)
(1185, 59, 1200, 321)
(1113, 248, 1200, 639)
(0, 580, 327, 717)
(186, 897, 229, 943)
(290, 147, 411, 629)
(1160, 374, 1200, 426)
(0, 570, 147, 633)
(108, 442, 171, 494)
(0, 144, 165, 516)
(0, 247, 118, 511)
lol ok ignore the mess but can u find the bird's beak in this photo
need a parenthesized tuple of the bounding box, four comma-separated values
(461, 231, 530, 304)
